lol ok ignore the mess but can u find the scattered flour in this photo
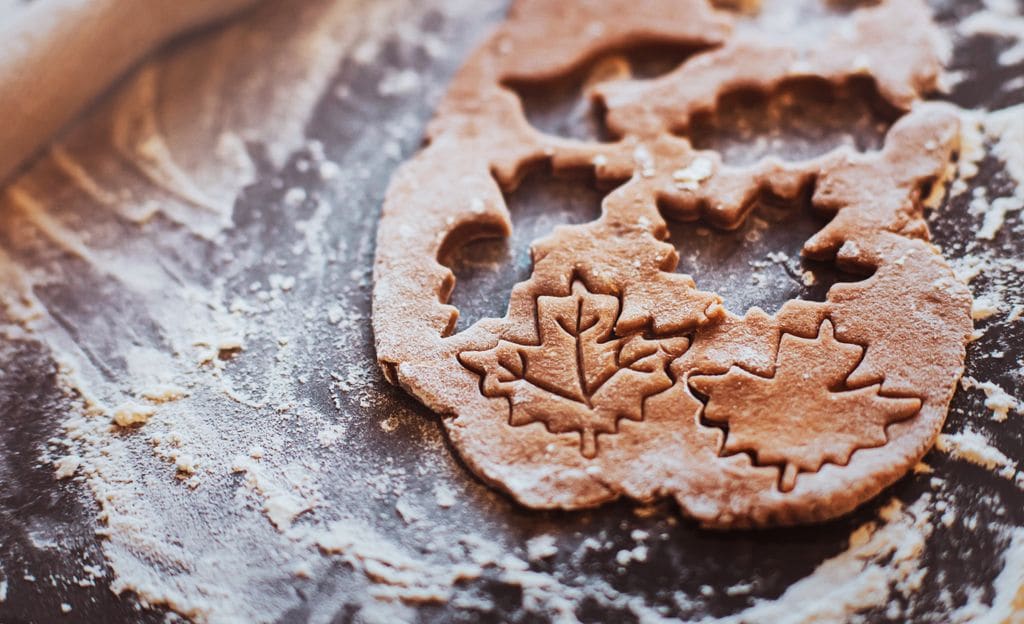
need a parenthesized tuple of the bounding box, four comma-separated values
(714, 498, 932, 624)
(232, 456, 317, 532)
(976, 196, 1023, 240)
(0, 2, 1019, 623)
(314, 519, 482, 604)
(615, 544, 649, 566)
(316, 424, 347, 447)
(985, 105, 1024, 190)
(433, 484, 457, 508)
(936, 429, 1016, 474)
(975, 104, 1024, 240)
(961, 377, 1022, 422)
(951, 528, 1024, 623)
(960, 0, 1024, 66)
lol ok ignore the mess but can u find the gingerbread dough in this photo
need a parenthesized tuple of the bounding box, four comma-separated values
(372, 0, 972, 527)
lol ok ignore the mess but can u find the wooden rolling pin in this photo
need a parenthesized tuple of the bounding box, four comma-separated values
(0, 0, 264, 186)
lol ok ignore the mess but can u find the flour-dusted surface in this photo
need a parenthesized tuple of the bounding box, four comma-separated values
(0, 0, 1022, 623)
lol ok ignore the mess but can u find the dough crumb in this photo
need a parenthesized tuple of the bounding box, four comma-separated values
(671, 157, 714, 191)
(264, 492, 306, 530)
(54, 455, 81, 479)
(140, 384, 188, 403)
(112, 402, 156, 427)
(526, 534, 558, 562)
(971, 295, 1002, 320)
(433, 484, 456, 508)
(175, 454, 198, 475)
(396, 499, 423, 524)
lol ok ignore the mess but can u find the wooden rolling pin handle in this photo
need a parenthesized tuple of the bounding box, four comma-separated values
(0, 0, 264, 186)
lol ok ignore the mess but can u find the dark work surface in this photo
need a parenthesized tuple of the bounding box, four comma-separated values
(1, 0, 1022, 622)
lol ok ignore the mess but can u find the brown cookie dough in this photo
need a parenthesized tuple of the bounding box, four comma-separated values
(372, 0, 973, 527)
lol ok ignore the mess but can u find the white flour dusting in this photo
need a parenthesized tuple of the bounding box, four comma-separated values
(960, 0, 1024, 66)
(937, 429, 1017, 475)
(0, 1, 1021, 623)
(951, 528, 1024, 623)
(709, 498, 933, 624)
(961, 376, 1022, 422)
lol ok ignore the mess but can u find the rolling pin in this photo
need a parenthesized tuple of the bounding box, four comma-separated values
(0, 0, 265, 186)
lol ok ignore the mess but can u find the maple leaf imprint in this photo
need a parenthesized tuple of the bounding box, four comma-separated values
(689, 320, 922, 492)
(459, 281, 689, 458)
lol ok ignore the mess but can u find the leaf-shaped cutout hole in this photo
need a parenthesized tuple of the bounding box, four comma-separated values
(444, 166, 609, 332)
(680, 76, 902, 166)
(663, 190, 874, 316)
(504, 42, 718, 143)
